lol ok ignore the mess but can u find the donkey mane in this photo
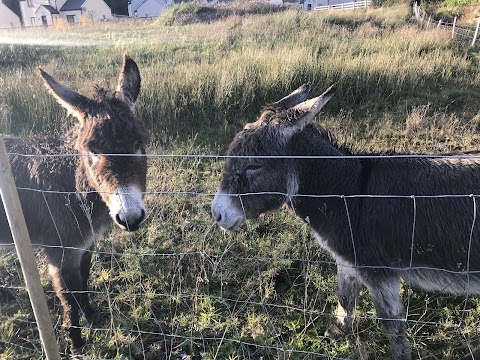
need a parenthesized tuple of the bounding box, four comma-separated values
(260, 104, 308, 125)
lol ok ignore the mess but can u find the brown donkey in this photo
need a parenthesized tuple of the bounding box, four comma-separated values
(0, 55, 148, 353)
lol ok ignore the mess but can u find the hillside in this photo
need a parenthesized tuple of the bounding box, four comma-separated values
(420, 0, 480, 24)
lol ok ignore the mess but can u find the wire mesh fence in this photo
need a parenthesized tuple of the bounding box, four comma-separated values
(2, 152, 480, 359)
(413, 2, 480, 48)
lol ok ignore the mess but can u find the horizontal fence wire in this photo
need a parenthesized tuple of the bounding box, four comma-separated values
(2, 152, 480, 359)
(8, 152, 480, 159)
(314, 0, 372, 12)
(414, 2, 480, 47)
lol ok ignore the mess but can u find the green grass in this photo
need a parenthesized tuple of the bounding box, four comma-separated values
(0, 2, 480, 359)
(444, 0, 480, 7)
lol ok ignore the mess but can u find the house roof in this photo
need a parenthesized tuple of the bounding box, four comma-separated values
(60, 0, 86, 11)
(132, 0, 167, 11)
(37, 5, 60, 14)
(1, 1, 20, 17)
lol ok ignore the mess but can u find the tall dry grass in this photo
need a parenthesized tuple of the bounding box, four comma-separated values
(0, 3, 478, 145)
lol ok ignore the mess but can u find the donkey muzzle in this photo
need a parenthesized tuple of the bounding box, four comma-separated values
(211, 193, 245, 231)
(109, 185, 147, 232)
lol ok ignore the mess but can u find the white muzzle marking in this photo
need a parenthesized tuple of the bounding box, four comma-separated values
(109, 185, 146, 230)
(211, 192, 246, 231)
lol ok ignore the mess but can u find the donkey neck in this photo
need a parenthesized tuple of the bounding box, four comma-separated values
(287, 125, 364, 257)
(288, 124, 364, 198)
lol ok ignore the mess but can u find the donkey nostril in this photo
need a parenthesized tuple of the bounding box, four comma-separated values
(115, 210, 145, 232)
(215, 212, 222, 223)
(115, 214, 127, 228)
(139, 209, 146, 223)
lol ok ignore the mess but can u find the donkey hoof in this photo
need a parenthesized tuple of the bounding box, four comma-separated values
(324, 323, 345, 339)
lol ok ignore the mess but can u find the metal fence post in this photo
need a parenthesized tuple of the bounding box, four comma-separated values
(472, 18, 480, 47)
(0, 136, 61, 360)
(452, 16, 457, 39)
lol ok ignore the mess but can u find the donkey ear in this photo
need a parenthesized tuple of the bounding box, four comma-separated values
(273, 83, 311, 109)
(290, 84, 336, 129)
(37, 68, 92, 121)
(115, 54, 141, 111)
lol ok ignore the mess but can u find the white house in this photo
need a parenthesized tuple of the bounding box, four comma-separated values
(19, 0, 112, 27)
(59, 0, 112, 23)
(128, 0, 173, 18)
(34, 4, 60, 26)
(300, 0, 314, 10)
(0, 2, 22, 28)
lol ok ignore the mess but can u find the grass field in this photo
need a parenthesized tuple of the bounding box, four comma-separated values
(1, 2, 480, 359)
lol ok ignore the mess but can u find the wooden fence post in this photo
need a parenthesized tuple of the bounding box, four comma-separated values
(0, 136, 61, 360)
(437, 19, 442, 29)
(472, 18, 480, 47)
(452, 16, 457, 39)
(413, 2, 419, 24)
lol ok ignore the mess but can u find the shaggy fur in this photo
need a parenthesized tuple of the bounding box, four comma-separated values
(212, 84, 480, 360)
(0, 55, 148, 353)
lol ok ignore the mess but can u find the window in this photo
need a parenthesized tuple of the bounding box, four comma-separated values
(307, 3, 312, 10)
(30, 17, 35, 25)
(66, 15, 75, 24)
(27, 0, 34, 7)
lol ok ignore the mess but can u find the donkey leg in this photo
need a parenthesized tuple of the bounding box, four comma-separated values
(365, 274, 411, 360)
(325, 264, 359, 338)
(46, 248, 86, 353)
(80, 247, 96, 323)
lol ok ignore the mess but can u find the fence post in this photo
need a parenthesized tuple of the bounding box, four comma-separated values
(437, 19, 442, 29)
(472, 18, 480, 47)
(452, 16, 457, 39)
(427, 15, 431, 29)
(0, 136, 61, 360)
